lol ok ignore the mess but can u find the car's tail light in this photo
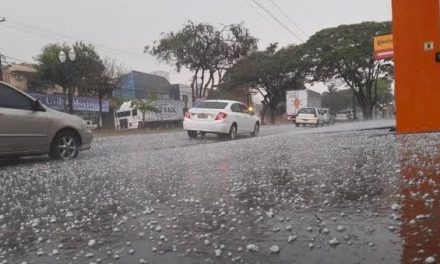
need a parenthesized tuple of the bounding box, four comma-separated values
(215, 112, 228, 120)
(184, 111, 191, 119)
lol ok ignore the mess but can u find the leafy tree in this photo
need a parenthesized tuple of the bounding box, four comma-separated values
(322, 88, 356, 113)
(130, 95, 160, 129)
(303, 21, 393, 119)
(36, 42, 101, 113)
(146, 21, 258, 102)
(86, 58, 125, 128)
(221, 44, 306, 124)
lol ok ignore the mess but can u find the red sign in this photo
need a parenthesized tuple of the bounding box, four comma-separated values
(374, 49, 394, 60)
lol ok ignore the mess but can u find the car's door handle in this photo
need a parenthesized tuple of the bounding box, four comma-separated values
(0, 113, 4, 116)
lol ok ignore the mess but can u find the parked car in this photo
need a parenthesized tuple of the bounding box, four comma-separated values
(183, 100, 260, 139)
(295, 107, 325, 127)
(320, 108, 334, 125)
(83, 119, 98, 130)
(335, 110, 353, 122)
(0, 82, 93, 160)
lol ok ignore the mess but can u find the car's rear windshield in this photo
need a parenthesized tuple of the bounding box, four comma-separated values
(298, 108, 316, 114)
(194, 102, 228, 109)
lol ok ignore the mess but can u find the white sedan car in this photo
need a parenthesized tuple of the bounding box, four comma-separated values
(183, 100, 260, 139)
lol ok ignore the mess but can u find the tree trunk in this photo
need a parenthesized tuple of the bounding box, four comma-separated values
(190, 69, 199, 103)
(260, 102, 268, 125)
(98, 94, 103, 130)
(361, 104, 373, 120)
(269, 104, 277, 125)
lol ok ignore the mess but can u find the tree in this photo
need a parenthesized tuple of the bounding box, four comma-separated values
(322, 88, 356, 113)
(146, 21, 258, 102)
(36, 42, 102, 114)
(130, 96, 160, 129)
(303, 21, 393, 119)
(221, 44, 306, 124)
(88, 58, 125, 128)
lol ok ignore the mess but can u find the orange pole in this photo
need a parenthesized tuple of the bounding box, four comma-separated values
(393, 0, 440, 133)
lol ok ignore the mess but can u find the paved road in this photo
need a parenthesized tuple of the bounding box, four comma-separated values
(1, 120, 439, 264)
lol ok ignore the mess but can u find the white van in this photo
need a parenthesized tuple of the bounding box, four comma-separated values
(295, 107, 325, 127)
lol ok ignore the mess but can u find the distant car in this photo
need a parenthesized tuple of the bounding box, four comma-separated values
(295, 107, 325, 127)
(183, 100, 260, 139)
(83, 119, 98, 130)
(320, 108, 333, 125)
(0, 82, 93, 160)
(335, 111, 352, 122)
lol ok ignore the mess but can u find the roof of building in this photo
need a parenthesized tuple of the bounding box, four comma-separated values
(131, 71, 170, 92)
(7, 63, 37, 73)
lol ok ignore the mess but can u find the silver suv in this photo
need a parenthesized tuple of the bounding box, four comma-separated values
(0, 82, 93, 160)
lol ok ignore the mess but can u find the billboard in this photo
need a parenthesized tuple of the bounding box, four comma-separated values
(373, 34, 394, 60)
(29, 93, 109, 113)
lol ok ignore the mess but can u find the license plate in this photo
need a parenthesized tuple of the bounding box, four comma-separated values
(198, 114, 208, 118)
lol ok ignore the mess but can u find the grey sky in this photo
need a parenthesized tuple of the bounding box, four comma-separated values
(0, 0, 391, 85)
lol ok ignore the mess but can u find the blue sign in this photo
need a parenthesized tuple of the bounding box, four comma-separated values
(29, 93, 109, 113)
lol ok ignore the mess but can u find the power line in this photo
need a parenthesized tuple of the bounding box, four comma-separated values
(250, 0, 304, 43)
(267, 0, 309, 39)
(1, 17, 151, 63)
(245, 0, 280, 31)
(2, 54, 33, 64)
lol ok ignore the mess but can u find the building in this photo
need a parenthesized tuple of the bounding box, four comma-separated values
(114, 71, 180, 100)
(2, 63, 36, 91)
(171, 84, 192, 109)
(150, 71, 170, 81)
(1, 63, 62, 94)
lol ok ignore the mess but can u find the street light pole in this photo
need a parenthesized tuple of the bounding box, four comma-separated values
(58, 48, 76, 114)
(0, 17, 5, 82)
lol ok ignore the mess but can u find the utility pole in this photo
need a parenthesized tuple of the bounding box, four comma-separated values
(0, 52, 3, 82)
(0, 17, 5, 82)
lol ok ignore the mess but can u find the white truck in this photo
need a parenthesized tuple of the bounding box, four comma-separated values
(115, 100, 184, 129)
(286, 89, 322, 123)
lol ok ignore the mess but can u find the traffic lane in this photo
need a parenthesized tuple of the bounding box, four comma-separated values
(0, 120, 389, 168)
(1, 123, 424, 263)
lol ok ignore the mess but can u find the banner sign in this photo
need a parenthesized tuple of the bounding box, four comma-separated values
(373, 34, 394, 60)
(29, 93, 109, 113)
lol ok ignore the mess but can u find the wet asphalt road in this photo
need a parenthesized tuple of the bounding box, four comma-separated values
(1, 120, 440, 264)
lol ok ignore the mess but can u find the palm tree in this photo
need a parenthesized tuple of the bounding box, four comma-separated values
(130, 95, 159, 129)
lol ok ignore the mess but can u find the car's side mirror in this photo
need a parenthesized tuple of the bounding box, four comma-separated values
(32, 100, 46, 112)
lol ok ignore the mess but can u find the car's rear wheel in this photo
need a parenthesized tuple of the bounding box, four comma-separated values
(295, 123, 300, 127)
(229, 124, 237, 140)
(50, 131, 80, 160)
(251, 122, 260, 137)
(187, 130, 198, 138)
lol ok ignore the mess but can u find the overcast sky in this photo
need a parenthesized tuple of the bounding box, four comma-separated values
(0, 0, 391, 87)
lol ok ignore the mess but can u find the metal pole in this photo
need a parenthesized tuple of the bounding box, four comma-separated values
(0, 53, 3, 82)
(0, 18, 5, 82)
